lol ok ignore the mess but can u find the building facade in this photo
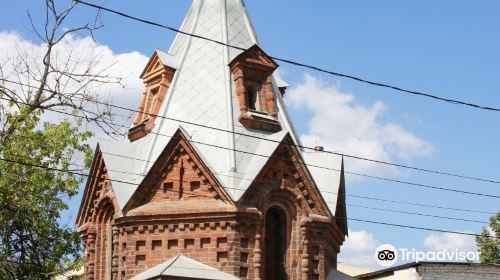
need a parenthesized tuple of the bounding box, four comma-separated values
(76, 0, 348, 279)
(357, 262, 500, 280)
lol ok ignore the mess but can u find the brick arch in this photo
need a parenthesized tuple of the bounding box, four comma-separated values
(264, 205, 287, 280)
(95, 199, 114, 224)
(94, 194, 118, 223)
(255, 188, 303, 219)
(256, 189, 309, 280)
(94, 199, 115, 280)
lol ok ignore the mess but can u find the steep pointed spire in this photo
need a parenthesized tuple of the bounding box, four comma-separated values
(98, 0, 343, 210)
(127, 0, 301, 201)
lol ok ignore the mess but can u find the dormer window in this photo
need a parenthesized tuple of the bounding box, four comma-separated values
(144, 87, 159, 118)
(247, 86, 258, 111)
(229, 45, 281, 132)
(246, 81, 264, 113)
(128, 50, 177, 142)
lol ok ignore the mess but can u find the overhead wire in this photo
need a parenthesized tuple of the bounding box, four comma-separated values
(72, 0, 500, 115)
(1, 3, 499, 239)
(0, 155, 496, 239)
(346, 194, 496, 215)
(346, 203, 488, 224)
(99, 149, 499, 216)
(2, 128, 493, 216)
(2, 78, 500, 186)
(66, 1, 500, 186)
(1, 129, 497, 233)
(2, 94, 499, 199)
(0, 124, 496, 228)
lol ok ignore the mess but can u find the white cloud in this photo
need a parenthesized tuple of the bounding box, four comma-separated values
(338, 230, 379, 268)
(0, 31, 149, 135)
(286, 74, 433, 178)
(0, 31, 150, 222)
(424, 231, 478, 253)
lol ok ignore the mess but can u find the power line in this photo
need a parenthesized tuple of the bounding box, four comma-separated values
(88, 155, 493, 225)
(28, 107, 500, 198)
(1, 122, 495, 224)
(347, 194, 496, 215)
(69, 151, 495, 224)
(2, 78, 500, 187)
(1, 94, 500, 199)
(1, 4, 497, 242)
(347, 218, 491, 238)
(347, 203, 488, 224)
(0, 155, 495, 239)
(2, 94, 497, 226)
(99, 150, 498, 216)
(98, 151, 499, 216)
(73, 0, 500, 115)
(20, 151, 487, 225)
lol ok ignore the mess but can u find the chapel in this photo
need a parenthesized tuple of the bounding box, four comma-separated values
(76, 0, 348, 279)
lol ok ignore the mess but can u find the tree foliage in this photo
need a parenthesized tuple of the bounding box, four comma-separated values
(0, 100, 92, 279)
(0, 0, 123, 278)
(476, 212, 500, 264)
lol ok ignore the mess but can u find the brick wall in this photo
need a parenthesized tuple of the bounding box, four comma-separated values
(78, 134, 346, 280)
(360, 263, 500, 280)
(117, 220, 239, 279)
(418, 263, 500, 280)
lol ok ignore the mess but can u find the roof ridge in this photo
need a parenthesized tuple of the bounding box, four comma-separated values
(161, 253, 181, 274)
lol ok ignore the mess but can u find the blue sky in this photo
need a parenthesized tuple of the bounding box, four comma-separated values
(1, 0, 499, 268)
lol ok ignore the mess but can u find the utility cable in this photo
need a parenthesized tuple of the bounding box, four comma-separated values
(1, 94, 500, 199)
(3, 78, 499, 185)
(73, 0, 500, 114)
(0, 155, 496, 239)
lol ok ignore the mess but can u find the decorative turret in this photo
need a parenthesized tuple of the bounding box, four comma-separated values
(77, 1, 348, 279)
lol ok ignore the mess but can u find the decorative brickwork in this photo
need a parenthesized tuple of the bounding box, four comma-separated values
(229, 45, 281, 132)
(78, 0, 348, 277)
(123, 130, 234, 212)
(238, 135, 346, 280)
(76, 149, 121, 280)
(129, 51, 176, 142)
(78, 131, 346, 279)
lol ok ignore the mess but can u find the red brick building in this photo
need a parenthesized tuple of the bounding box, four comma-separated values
(76, 0, 348, 279)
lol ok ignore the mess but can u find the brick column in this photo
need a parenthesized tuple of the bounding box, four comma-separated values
(253, 223, 262, 280)
(265, 77, 277, 117)
(133, 90, 147, 125)
(86, 226, 97, 280)
(233, 68, 248, 115)
(301, 227, 309, 280)
(112, 226, 119, 280)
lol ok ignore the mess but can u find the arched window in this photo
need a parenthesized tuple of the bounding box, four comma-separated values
(246, 86, 259, 111)
(96, 203, 114, 280)
(265, 206, 287, 280)
(229, 44, 281, 132)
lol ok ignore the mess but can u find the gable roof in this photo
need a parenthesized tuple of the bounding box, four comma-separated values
(123, 127, 235, 213)
(92, 0, 345, 223)
(130, 254, 240, 280)
(327, 269, 360, 280)
(357, 262, 500, 280)
(99, 140, 146, 209)
(139, 49, 179, 78)
(228, 44, 279, 69)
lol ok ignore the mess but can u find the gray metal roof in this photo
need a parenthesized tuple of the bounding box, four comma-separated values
(302, 151, 343, 216)
(99, 140, 145, 208)
(357, 262, 500, 279)
(274, 75, 290, 89)
(98, 0, 344, 213)
(140, 50, 179, 78)
(327, 269, 360, 280)
(130, 254, 240, 280)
